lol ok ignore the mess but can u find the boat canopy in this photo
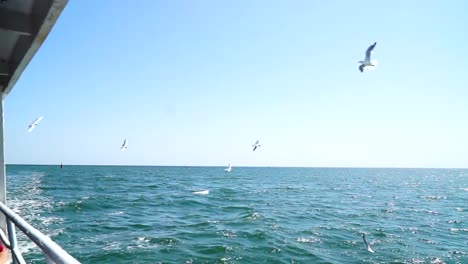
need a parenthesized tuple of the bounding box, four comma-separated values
(0, 1, 78, 263)
(0, 0, 68, 98)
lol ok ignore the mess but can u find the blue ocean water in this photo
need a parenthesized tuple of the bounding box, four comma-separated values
(6, 165, 468, 263)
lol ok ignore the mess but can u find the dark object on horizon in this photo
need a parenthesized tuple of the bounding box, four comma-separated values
(60, 162, 63, 169)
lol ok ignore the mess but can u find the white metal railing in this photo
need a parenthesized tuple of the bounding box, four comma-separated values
(0, 201, 80, 264)
(1, 1, 71, 263)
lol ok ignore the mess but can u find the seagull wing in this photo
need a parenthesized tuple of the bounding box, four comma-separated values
(253, 146, 257, 151)
(362, 234, 374, 253)
(29, 116, 43, 127)
(359, 64, 365, 72)
(27, 116, 43, 132)
(365, 42, 377, 61)
(35, 116, 43, 124)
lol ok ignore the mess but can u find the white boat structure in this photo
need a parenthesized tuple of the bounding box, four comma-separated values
(0, 0, 79, 263)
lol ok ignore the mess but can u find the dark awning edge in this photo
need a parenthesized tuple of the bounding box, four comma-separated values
(1, 0, 68, 99)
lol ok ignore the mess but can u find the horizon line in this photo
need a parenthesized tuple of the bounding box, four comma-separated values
(6, 164, 468, 170)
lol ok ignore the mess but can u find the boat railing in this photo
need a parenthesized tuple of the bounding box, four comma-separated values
(1, 0, 72, 262)
(0, 201, 80, 264)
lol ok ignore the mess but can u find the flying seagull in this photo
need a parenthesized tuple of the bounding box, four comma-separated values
(362, 233, 375, 253)
(121, 139, 127, 151)
(358, 42, 377, 72)
(252, 140, 261, 151)
(27, 116, 43, 133)
(225, 162, 232, 172)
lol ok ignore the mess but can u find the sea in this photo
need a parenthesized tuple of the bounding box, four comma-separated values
(5, 165, 468, 263)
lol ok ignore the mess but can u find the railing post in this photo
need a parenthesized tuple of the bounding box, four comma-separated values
(0, 202, 80, 263)
(7, 220, 25, 264)
(0, 95, 10, 264)
(0, 96, 6, 235)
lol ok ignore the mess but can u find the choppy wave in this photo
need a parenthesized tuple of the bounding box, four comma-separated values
(6, 165, 468, 263)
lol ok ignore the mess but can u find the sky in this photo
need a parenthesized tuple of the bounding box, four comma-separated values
(4, 0, 468, 167)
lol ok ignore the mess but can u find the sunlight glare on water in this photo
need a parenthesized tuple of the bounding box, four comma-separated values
(6, 165, 468, 263)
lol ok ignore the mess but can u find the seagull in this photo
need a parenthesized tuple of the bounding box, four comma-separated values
(225, 162, 232, 172)
(358, 42, 377, 72)
(252, 140, 261, 151)
(362, 233, 375, 253)
(121, 139, 127, 151)
(27, 116, 43, 133)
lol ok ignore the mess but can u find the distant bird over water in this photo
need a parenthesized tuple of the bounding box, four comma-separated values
(121, 139, 127, 151)
(362, 233, 375, 253)
(27, 116, 43, 133)
(358, 42, 377, 72)
(225, 162, 232, 172)
(252, 140, 261, 151)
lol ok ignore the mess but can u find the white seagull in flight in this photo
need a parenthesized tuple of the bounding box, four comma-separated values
(358, 42, 377, 72)
(252, 140, 261, 151)
(27, 116, 43, 133)
(362, 233, 375, 253)
(121, 139, 127, 151)
(225, 162, 232, 172)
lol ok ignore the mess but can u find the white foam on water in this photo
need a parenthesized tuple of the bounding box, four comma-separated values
(450, 228, 468, 232)
(419, 238, 437, 244)
(8, 170, 66, 258)
(220, 257, 230, 263)
(430, 257, 446, 264)
(408, 259, 425, 264)
(192, 190, 209, 195)
(248, 212, 261, 220)
(103, 241, 121, 251)
(420, 195, 446, 200)
(109, 211, 125, 215)
(16, 236, 38, 255)
(221, 231, 237, 238)
(296, 237, 320, 243)
(137, 236, 149, 242)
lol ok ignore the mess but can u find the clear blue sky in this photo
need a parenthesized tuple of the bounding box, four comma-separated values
(5, 0, 468, 167)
